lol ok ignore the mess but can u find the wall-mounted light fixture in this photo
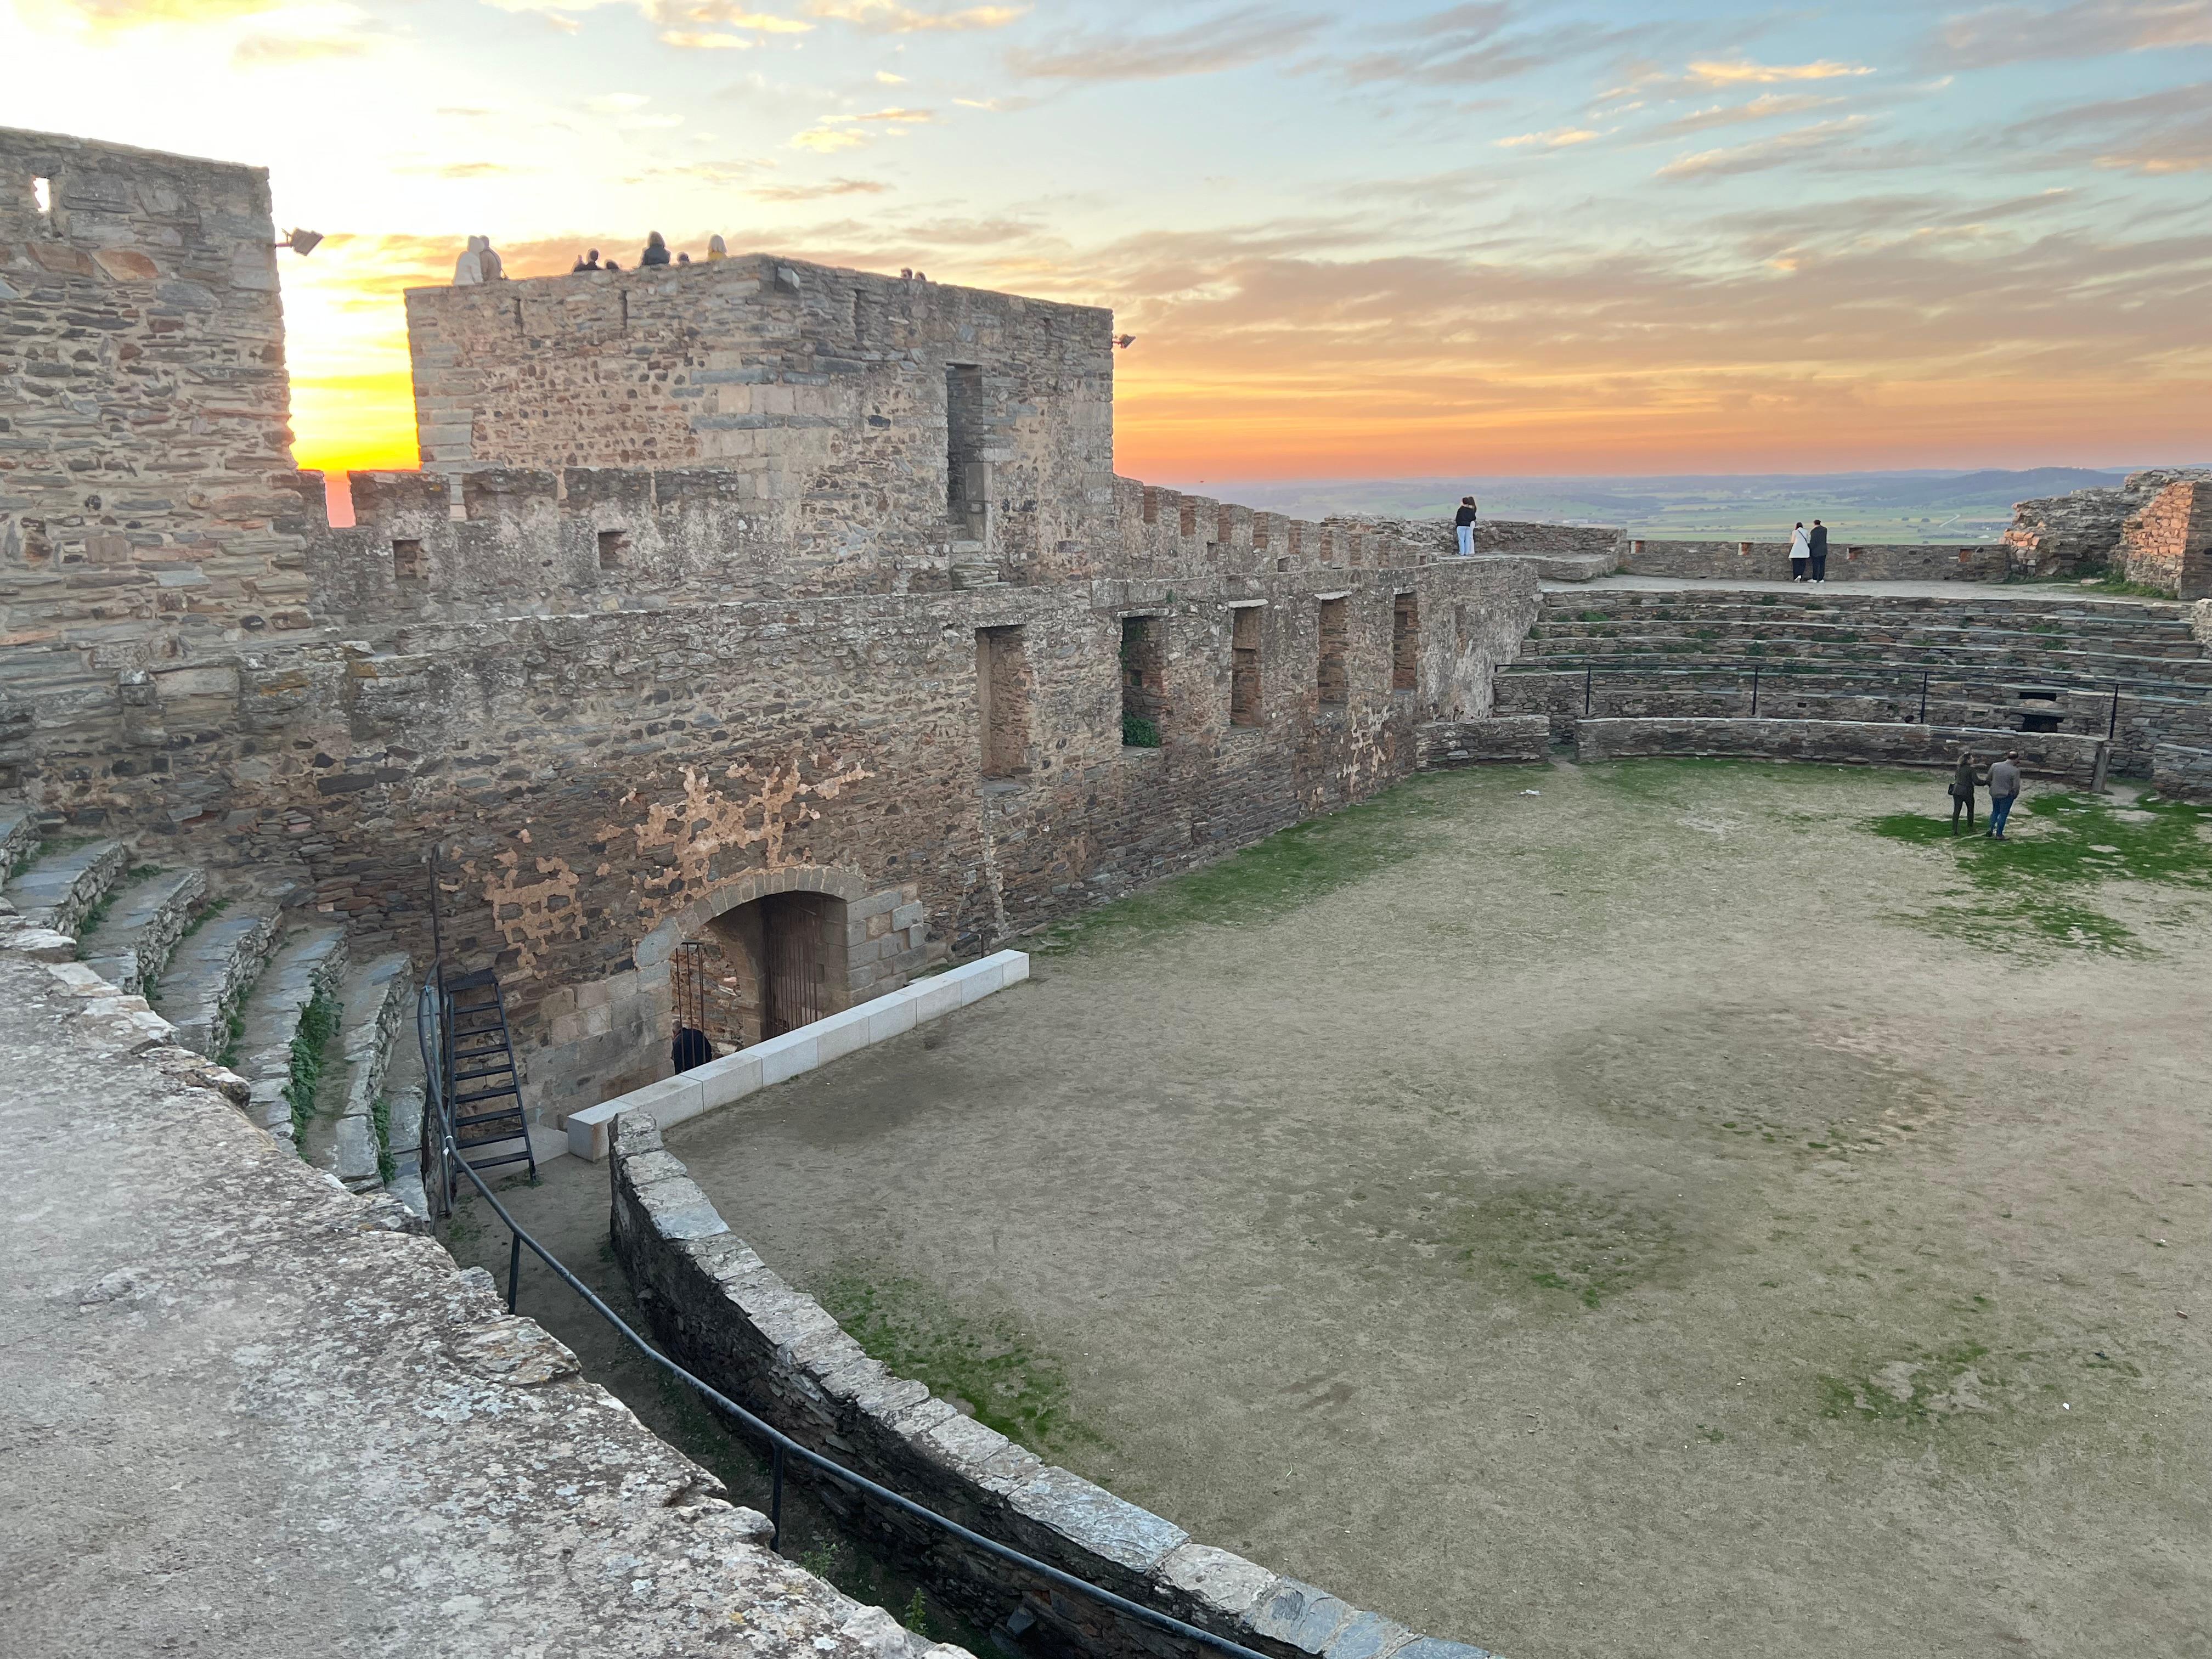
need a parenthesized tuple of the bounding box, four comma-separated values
(275, 228, 324, 256)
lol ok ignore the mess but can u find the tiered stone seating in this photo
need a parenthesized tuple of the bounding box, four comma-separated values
(2, 840, 421, 1217)
(1498, 588, 2212, 771)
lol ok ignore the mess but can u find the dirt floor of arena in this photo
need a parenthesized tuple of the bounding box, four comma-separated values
(472, 759, 2212, 1659)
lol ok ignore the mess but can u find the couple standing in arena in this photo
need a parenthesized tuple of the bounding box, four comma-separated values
(1790, 520, 1830, 582)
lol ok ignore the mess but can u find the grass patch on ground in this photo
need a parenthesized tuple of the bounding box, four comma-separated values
(283, 989, 341, 1152)
(815, 1263, 1098, 1456)
(1455, 1182, 1680, 1311)
(1866, 791, 2212, 952)
(370, 1092, 396, 1184)
(1032, 768, 1527, 953)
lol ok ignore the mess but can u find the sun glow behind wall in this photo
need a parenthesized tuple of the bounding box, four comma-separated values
(8, 0, 2207, 480)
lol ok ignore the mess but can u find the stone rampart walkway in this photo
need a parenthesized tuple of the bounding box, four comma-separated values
(0, 951, 959, 1659)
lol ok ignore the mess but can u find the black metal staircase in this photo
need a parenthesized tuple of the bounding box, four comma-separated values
(441, 968, 537, 1181)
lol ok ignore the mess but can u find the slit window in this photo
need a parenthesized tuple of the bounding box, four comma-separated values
(1120, 616, 1166, 748)
(1317, 597, 1348, 706)
(32, 177, 53, 219)
(978, 625, 1030, 778)
(946, 364, 986, 540)
(392, 538, 425, 583)
(1392, 592, 1418, 692)
(1230, 606, 1262, 727)
(598, 528, 628, 570)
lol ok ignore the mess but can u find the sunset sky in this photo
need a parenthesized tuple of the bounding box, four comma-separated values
(5, 0, 2209, 481)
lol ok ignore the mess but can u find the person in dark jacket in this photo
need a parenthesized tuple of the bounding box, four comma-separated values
(640, 231, 672, 267)
(1949, 751, 1978, 835)
(572, 248, 601, 272)
(1987, 751, 2022, 839)
(1809, 518, 1830, 583)
(1454, 495, 1479, 557)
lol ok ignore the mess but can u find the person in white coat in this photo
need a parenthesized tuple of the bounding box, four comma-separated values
(1788, 522, 1812, 582)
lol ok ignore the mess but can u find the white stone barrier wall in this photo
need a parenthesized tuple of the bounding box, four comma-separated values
(566, 949, 1031, 1160)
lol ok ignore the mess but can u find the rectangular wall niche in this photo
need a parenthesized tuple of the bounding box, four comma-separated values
(1392, 592, 1419, 693)
(977, 625, 1031, 777)
(1120, 615, 1166, 747)
(392, 539, 425, 583)
(598, 529, 629, 570)
(1230, 605, 1263, 727)
(1317, 597, 1348, 706)
(946, 364, 989, 548)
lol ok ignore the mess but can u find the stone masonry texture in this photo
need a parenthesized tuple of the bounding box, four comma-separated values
(0, 947, 975, 1659)
(0, 127, 311, 804)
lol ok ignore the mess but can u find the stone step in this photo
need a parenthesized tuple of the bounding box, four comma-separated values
(150, 905, 284, 1060)
(233, 926, 352, 1149)
(5, 840, 128, 937)
(307, 953, 413, 1193)
(381, 994, 430, 1222)
(78, 867, 210, 997)
(0, 809, 37, 884)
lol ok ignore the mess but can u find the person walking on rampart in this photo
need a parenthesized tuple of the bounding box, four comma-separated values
(641, 231, 672, 267)
(1949, 751, 1978, 836)
(1987, 751, 2022, 839)
(1808, 518, 1829, 583)
(1789, 522, 1812, 581)
(1455, 495, 1479, 557)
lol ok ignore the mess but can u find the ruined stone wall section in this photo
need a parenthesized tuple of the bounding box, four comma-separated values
(611, 1113, 1496, 1659)
(0, 126, 310, 810)
(405, 259, 1115, 582)
(2004, 470, 2212, 579)
(2121, 480, 2212, 600)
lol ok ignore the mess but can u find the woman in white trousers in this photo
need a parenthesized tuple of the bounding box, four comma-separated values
(1788, 522, 1812, 582)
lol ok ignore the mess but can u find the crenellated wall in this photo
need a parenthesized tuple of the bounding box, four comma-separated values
(0, 126, 313, 803)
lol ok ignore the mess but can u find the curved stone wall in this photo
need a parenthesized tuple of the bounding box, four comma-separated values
(610, 1113, 1496, 1659)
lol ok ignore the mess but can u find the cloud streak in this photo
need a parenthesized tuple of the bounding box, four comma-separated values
(1007, 7, 1324, 82)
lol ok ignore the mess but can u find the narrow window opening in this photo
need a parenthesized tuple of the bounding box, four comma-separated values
(392, 538, 425, 583)
(2016, 689, 2059, 702)
(2019, 712, 2062, 733)
(977, 625, 1031, 778)
(1230, 606, 1262, 727)
(1120, 616, 1166, 748)
(1142, 488, 1159, 526)
(1392, 592, 1419, 692)
(1217, 507, 1234, 545)
(598, 528, 629, 570)
(1317, 597, 1348, 706)
(32, 176, 52, 219)
(852, 287, 864, 340)
(1286, 523, 1302, 558)
(1178, 500, 1197, 538)
(1252, 518, 1270, 551)
(946, 364, 986, 545)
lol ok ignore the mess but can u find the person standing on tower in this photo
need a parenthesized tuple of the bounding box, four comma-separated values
(1454, 495, 1479, 557)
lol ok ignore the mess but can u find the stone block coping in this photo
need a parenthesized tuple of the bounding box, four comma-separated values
(567, 949, 1030, 1160)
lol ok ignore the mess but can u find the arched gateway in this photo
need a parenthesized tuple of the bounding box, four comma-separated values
(658, 868, 866, 1071)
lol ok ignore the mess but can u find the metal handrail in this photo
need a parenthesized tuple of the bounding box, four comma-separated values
(1519, 656, 2211, 699)
(414, 991, 1281, 1659)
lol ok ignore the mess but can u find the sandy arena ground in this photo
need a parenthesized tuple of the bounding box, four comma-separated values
(485, 759, 2212, 1659)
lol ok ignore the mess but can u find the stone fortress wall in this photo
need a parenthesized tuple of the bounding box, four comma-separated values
(0, 127, 311, 808)
(5, 122, 2210, 1132)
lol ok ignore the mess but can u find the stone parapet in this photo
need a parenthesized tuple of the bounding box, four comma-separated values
(1620, 538, 2009, 582)
(0, 948, 958, 1659)
(610, 1111, 1497, 1659)
(1572, 717, 2109, 783)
